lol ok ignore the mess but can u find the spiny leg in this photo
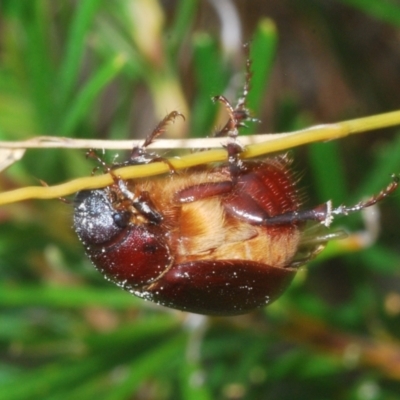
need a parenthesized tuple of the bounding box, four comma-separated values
(129, 111, 185, 164)
(213, 94, 246, 181)
(85, 149, 136, 206)
(213, 95, 241, 139)
(107, 172, 163, 225)
(257, 175, 399, 227)
(82, 149, 135, 223)
(328, 175, 399, 223)
(84, 112, 184, 221)
(85, 108, 183, 172)
(214, 54, 256, 138)
(212, 54, 259, 184)
(86, 149, 111, 175)
(212, 92, 248, 184)
(144, 111, 185, 147)
(111, 111, 185, 221)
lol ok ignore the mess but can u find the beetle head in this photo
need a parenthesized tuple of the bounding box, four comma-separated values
(73, 190, 130, 246)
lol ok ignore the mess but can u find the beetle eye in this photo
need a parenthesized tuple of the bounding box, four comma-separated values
(113, 212, 131, 228)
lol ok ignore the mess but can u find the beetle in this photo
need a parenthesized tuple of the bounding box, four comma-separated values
(73, 65, 398, 316)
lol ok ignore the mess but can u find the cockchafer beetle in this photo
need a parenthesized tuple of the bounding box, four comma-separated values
(73, 62, 398, 316)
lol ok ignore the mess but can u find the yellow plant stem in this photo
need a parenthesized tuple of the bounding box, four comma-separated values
(0, 109, 400, 205)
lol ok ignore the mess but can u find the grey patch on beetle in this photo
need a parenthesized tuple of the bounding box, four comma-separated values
(74, 190, 123, 245)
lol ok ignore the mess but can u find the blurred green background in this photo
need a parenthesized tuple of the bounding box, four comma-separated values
(1, 1, 400, 399)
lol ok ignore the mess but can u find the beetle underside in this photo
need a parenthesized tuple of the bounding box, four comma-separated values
(73, 55, 398, 315)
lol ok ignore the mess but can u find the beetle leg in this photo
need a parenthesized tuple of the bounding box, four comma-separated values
(224, 175, 399, 228)
(211, 99, 249, 183)
(212, 95, 246, 184)
(176, 179, 303, 226)
(213, 95, 241, 139)
(278, 176, 398, 228)
(128, 111, 185, 166)
(212, 55, 260, 184)
(86, 149, 112, 175)
(289, 176, 398, 227)
(224, 140, 245, 185)
(176, 181, 233, 203)
(132, 191, 163, 224)
(326, 175, 399, 225)
(115, 179, 163, 224)
(221, 192, 323, 226)
(213, 54, 258, 138)
(143, 111, 185, 148)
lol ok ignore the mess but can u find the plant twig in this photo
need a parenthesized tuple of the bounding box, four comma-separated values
(1, 109, 400, 150)
(0, 109, 399, 205)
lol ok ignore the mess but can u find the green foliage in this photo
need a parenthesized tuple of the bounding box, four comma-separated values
(1, 1, 400, 399)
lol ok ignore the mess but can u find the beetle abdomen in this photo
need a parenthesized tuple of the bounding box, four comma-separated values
(139, 260, 296, 316)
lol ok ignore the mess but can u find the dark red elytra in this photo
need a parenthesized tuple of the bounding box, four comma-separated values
(73, 61, 398, 316)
